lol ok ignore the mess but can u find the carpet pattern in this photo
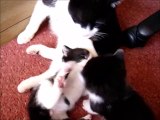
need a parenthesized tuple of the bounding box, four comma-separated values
(0, 0, 160, 120)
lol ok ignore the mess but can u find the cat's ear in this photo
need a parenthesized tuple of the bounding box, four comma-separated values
(62, 45, 72, 56)
(113, 49, 124, 60)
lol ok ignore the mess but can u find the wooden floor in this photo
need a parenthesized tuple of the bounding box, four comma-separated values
(0, 0, 36, 45)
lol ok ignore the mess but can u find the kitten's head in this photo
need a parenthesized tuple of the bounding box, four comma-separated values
(82, 49, 127, 102)
(62, 45, 92, 66)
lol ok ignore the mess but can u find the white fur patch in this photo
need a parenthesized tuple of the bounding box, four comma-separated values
(88, 91, 104, 103)
(49, 1, 98, 39)
(36, 80, 62, 109)
(111, 1, 121, 8)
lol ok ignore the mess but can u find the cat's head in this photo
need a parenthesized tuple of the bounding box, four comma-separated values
(82, 49, 127, 102)
(69, 0, 121, 29)
(62, 45, 92, 66)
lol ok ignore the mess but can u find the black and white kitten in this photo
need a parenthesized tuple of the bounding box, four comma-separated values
(18, 45, 92, 120)
(81, 49, 155, 120)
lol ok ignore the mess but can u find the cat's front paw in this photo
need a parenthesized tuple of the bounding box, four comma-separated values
(83, 99, 97, 115)
(82, 99, 91, 112)
(17, 31, 34, 44)
(17, 77, 35, 93)
(17, 80, 28, 93)
(80, 114, 92, 120)
(26, 44, 42, 55)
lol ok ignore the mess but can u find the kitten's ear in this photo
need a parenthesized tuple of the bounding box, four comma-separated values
(62, 45, 71, 56)
(113, 49, 124, 60)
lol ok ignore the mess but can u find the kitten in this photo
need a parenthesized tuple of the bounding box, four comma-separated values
(17, 44, 92, 93)
(18, 45, 92, 120)
(81, 49, 155, 120)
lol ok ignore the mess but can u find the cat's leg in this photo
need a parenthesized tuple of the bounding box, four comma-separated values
(17, 59, 74, 93)
(17, 0, 52, 44)
(26, 44, 60, 60)
(82, 99, 98, 115)
(80, 114, 92, 120)
(17, 61, 62, 93)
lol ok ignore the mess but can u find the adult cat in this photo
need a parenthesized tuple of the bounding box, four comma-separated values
(17, 0, 125, 76)
(17, 0, 122, 54)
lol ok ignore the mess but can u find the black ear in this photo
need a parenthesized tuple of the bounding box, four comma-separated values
(62, 45, 72, 56)
(113, 49, 124, 60)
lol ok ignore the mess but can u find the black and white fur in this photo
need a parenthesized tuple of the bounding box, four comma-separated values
(17, 0, 122, 53)
(17, 0, 124, 78)
(81, 49, 155, 120)
(18, 45, 92, 120)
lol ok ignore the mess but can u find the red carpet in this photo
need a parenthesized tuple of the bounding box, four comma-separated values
(0, 0, 160, 120)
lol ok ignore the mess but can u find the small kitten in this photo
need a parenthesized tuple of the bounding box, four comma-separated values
(18, 45, 92, 120)
(81, 49, 155, 120)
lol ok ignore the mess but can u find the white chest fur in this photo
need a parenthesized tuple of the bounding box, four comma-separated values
(49, 1, 98, 39)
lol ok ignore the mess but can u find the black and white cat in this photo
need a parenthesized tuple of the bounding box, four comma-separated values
(81, 49, 155, 120)
(17, 0, 122, 54)
(18, 45, 92, 120)
(17, 0, 124, 77)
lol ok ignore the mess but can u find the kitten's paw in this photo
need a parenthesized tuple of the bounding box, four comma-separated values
(83, 99, 97, 115)
(17, 31, 34, 44)
(80, 114, 92, 120)
(26, 44, 42, 55)
(82, 99, 91, 112)
(17, 81, 28, 93)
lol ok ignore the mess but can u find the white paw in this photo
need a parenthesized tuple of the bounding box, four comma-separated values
(17, 81, 28, 93)
(81, 114, 92, 120)
(82, 99, 91, 112)
(83, 99, 98, 115)
(26, 45, 42, 55)
(17, 31, 34, 44)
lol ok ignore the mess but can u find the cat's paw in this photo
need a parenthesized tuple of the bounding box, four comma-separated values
(17, 80, 28, 93)
(17, 31, 34, 44)
(82, 99, 91, 112)
(83, 99, 97, 115)
(26, 44, 42, 55)
(80, 114, 92, 120)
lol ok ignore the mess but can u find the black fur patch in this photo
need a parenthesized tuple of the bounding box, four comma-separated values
(28, 87, 51, 120)
(68, 0, 123, 54)
(65, 73, 70, 79)
(62, 47, 89, 62)
(64, 96, 70, 106)
(42, 0, 57, 7)
(63, 118, 71, 120)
